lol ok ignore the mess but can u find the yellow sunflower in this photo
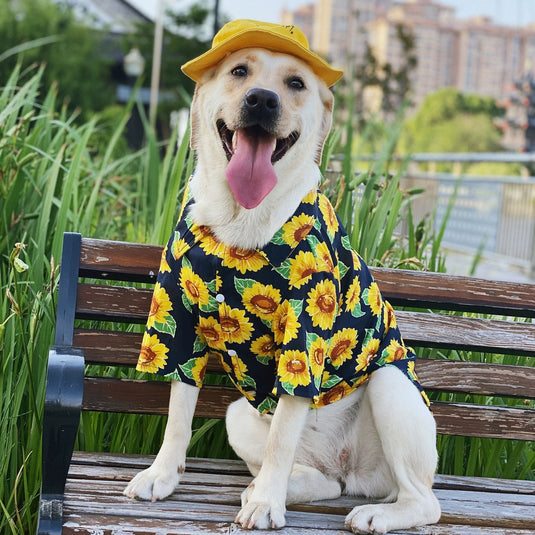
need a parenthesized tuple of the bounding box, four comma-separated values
(219, 306, 254, 344)
(272, 300, 301, 345)
(366, 282, 383, 316)
(251, 334, 276, 358)
(281, 213, 315, 248)
(195, 316, 226, 350)
(160, 246, 171, 273)
(329, 328, 358, 367)
(315, 242, 335, 273)
(384, 301, 397, 331)
(278, 350, 311, 388)
(384, 339, 406, 363)
(288, 250, 317, 288)
(356, 338, 380, 372)
(309, 336, 328, 379)
(242, 282, 281, 320)
(306, 279, 338, 330)
(352, 250, 362, 271)
(221, 246, 268, 274)
(147, 282, 173, 330)
(229, 353, 249, 382)
(302, 190, 317, 204)
(344, 277, 361, 312)
(137, 332, 169, 373)
(180, 265, 210, 307)
(190, 354, 209, 387)
(316, 381, 353, 407)
(319, 194, 339, 237)
(199, 232, 224, 257)
(172, 237, 189, 260)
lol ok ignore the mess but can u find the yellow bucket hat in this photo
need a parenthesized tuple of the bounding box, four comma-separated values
(181, 19, 344, 87)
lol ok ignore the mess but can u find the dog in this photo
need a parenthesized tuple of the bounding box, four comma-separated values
(124, 20, 441, 534)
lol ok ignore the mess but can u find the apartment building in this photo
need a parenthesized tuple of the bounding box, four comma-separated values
(283, 0, 535, 110)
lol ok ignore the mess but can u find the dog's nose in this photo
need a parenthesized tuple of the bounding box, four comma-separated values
(244, 88, 280, 112)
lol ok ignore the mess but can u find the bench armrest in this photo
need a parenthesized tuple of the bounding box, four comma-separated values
(37, 347, 84, 535)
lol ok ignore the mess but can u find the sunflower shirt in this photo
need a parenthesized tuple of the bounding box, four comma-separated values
(137, 189, 428, 413)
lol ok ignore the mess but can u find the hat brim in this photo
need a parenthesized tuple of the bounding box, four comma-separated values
(181, 28, 344, 87)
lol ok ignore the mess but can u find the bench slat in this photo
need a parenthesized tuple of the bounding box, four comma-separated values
(74, 285, 535, 356)
(81, 377, 534, 440)
(371, 267, 535, 317)
(74, 329, 535, 399)
(78, 238, 535, 317)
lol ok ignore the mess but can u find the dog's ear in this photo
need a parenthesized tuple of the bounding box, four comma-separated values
(315, 86, 334, 165)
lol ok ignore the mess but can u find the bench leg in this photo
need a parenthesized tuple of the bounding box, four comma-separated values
(37, 348, 84, 535)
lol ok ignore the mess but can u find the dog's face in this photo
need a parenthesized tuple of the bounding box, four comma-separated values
(190, 48, 334, 209)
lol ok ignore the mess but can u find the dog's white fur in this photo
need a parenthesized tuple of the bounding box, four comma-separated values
(124, 48, 441, 534)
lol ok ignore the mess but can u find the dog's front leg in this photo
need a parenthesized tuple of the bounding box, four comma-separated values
(124, 380, 199, 501)
(235, 394, 310, 530)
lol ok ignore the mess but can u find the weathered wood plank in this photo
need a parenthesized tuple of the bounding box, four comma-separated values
(371, 267, 535, 317)
(69, 451, 535, 496)
(81, 377, 535, 440)
(78, 238, 535, 317)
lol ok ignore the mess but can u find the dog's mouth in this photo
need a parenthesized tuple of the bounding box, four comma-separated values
(216, 120, 300, 210)
(217, 120, 300, 164)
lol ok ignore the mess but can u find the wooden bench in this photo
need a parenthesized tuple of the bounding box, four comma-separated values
(37, 232, 535, 535)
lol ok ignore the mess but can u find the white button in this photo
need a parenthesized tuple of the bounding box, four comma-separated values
(228, 349, 237, 357)
(216, 293, 225, 303)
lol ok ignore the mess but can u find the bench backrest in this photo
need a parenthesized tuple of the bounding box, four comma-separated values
(56, 232, 535, 441)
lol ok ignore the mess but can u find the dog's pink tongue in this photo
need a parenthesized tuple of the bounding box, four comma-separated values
(225, 129, 277, 209)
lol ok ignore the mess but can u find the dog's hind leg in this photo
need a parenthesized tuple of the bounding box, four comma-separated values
(345, 366, 441, 534)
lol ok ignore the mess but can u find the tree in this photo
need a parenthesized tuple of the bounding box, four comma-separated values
(122, 1, 214, 118)
(0, 0, 115, 114)
(400, 88, 504, 153)
(353, 24, 418, 121)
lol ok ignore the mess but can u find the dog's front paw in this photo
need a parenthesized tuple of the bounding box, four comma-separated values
(345, 504, 391, 534)
(123, 464, 181, 502)
(235, 500, 286, 530)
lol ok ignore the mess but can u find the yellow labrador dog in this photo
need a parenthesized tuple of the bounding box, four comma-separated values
(125, 20, 441, 534)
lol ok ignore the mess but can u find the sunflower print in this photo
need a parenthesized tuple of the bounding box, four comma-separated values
(315, 241, 335, 273)
(364, 282, 383, 316)
(278, 350, 311, 388)
(195, 316, 226, 350)
(180, 265, 210, 307)
(190, 353, 209, 387)
(319, 193, 339, 237)
(137, 186, 428, 414)
(329, 328, 358, 368)
(219, 305, 254, 344)
(272, 300, 301, 345)
(251, 334, 276, 359)
(308, 335, 328, 380)
(344, 276, 361, 313)
(242, 282, 281, 320)
(282, 213, 315, 248)
(147, 282, 173, 330)
(288, 250, 317, 288)
(306, 279, 338, 330)
(356, 337, 381, 372)
(137, 332, 169, 373)
(384, 339, 406, 363)
(221, 246, 269, 274)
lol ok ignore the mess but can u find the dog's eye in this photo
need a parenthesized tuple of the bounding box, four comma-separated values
(231, 65, 248, 77)
(288, 77, 305, 90)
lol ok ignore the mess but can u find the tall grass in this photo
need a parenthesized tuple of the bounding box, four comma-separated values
(1, 66, 532, 534)
(0, 65, 191, 534)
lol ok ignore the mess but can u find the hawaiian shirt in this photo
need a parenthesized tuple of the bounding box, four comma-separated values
(137, 188, 428, 414)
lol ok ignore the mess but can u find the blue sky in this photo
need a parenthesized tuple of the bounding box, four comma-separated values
(130, 0, 535, 27)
